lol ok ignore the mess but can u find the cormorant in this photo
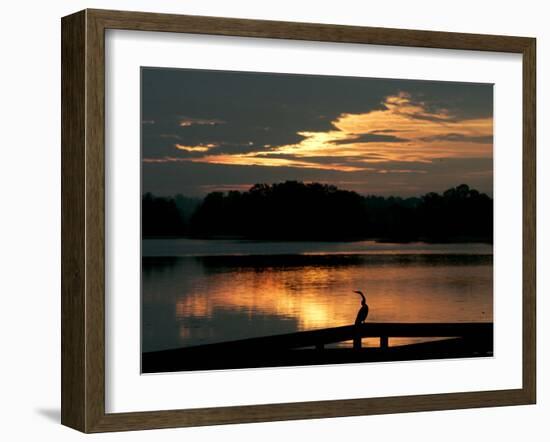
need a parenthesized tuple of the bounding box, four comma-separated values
(354, 290, 369, 325)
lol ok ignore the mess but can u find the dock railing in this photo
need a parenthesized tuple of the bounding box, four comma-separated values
(165, 322, 493, 353)
(142, 322, 493, 372)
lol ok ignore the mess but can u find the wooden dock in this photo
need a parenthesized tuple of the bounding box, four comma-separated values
(142, 322, 493, 373)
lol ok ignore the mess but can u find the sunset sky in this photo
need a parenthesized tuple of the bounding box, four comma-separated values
(141, 68, 493, 197)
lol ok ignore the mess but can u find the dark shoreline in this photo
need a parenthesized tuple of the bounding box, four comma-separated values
(143, 183, 493, 242)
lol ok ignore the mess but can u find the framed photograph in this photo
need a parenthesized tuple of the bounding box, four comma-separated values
(61, 9, 536, 433)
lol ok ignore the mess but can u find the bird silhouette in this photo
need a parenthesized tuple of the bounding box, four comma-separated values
(354, 290, 369, 325)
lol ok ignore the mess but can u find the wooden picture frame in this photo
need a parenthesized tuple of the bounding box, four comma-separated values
(61, 8, 536, 433)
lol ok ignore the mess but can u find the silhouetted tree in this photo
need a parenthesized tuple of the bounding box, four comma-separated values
(142, 193, 186, 237)
(417, 184, 492, 241)
(142, 182, 493, 243)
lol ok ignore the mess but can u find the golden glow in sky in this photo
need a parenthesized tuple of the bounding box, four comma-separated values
(141, 68, 494, 196)
(173, 92, 492, 172)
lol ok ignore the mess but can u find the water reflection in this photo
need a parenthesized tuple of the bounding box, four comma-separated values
(142, 243, 492, 353)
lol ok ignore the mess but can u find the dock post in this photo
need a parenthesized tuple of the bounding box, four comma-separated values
(380, 336, 389, 349)
(353, 334, 362, 350)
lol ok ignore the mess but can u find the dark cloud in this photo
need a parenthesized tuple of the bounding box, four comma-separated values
(370, 129, 408, 134)
(141, 67, 493, 196)
(421, 133, 493, 144)
(142, 68, 493, 159)
(254, 153, 389, 163)
(402, 84, 493, 120)
(330, 133, 409, 145)
(403, 112, 459, 123)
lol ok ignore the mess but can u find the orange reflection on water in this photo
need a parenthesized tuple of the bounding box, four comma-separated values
(162, 256, 492, 348)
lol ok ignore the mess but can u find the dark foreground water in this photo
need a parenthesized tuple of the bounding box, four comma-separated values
(142, 239, 492, 353)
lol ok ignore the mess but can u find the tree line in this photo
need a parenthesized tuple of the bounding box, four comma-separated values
(142, 181, 493, 242)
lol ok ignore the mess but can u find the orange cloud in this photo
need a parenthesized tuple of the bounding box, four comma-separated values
(187, 152, 364, 171)
(158, 92, 492, 171)
(175, 143, 218, 153)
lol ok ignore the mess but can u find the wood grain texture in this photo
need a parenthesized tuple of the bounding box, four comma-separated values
(61, 10, 86, 432)
(89, 8, 532, 53)
(84, 9, 107, 433)
(522, 38, 536, 404)
(60, 8, 537, 433)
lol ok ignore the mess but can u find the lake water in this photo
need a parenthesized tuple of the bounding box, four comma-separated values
(142, 239, 493, 353)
